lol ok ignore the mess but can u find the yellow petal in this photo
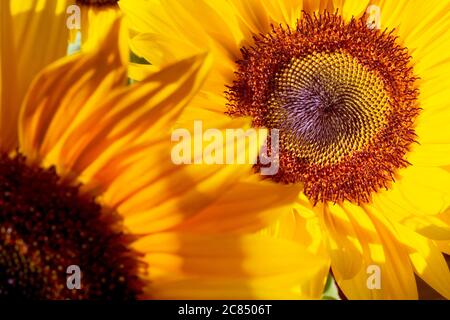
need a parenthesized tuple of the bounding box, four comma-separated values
(373, 190, 450, 241)
(66, 52, 213, 193)
(374, 0, 441, 43)
(228, 0, 280, 34)
(261, 195, 331, 298)
(133, 232, 329, 299)
(121, 0, 241, 63)
(416, 109, 450, 144)
(173, 174, 301, 234)
(397, 1, 450, 68)
(333, 203, 418, 299)
(77, 3, 124, 52)
(435, 241, 450, 255)
(111, 96, 302, 235)
(320, 203, 363, 279)
(143, 279, 304, 299)
(1, 0, 69, 152)
(120, 0, 248, 94)
(263, 194, 325, 253)
(333, 0, 369, 22)
(395, 223, 450, 299)
(129, 32, 196, 68)
(374, 1, 450, 140)
(395, 166, 450, 217)
(107, 110, 287, 234)
(128, 62, 159, 82)
(302, 0, 334, 13)
(408, 144, 450, 167)
(19, 16, 127, 167)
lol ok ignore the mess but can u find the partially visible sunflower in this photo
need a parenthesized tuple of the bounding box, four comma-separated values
(1, 1, 328, 299)
(121, 0, 450, 299)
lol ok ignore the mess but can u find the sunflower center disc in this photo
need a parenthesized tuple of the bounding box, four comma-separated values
(0, 153, 142, 299)
(268, 51, 391, 165)
(227, 12, 419, 204)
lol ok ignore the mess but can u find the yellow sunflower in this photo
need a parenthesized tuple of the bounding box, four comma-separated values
(1, 1, 328, 299)
(121, 0, 450, 299)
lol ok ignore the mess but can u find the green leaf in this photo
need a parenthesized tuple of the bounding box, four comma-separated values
(321, 273, 341, 300)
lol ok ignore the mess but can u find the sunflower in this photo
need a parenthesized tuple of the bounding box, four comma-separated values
(121, 0, 450, 299)
(1, 1, 329, 299)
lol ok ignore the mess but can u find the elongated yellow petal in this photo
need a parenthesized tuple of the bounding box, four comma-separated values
(261, 197, 331, 298)
(396, 166, 450, 217)
(408, 144, 450, 167)
(436, 241, 450, 255)
(120, 0, 248, 92)
(68, 53, 212, 202)
(103, 100, 298, 235)
(1, 0, 69, 152)
(416, 108, 450, 144)
(368, 205, 450, 299)
(320, 203, 363, 280)
(19, 16, 127, 167)
(332, 203, 418, 299)
(395, 224, 450, 299)
(77, 3, 123, 52)
(373, 195, 450, 241)
(334, 0, 369, 21)
(173, 175, 301, 234)
(133, 232, 329, 299)
(381, 0, 450, 65)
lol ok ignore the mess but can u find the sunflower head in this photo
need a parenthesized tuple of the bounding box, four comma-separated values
(119, 0, 450, 301)
(227, 11, 420, 204)
(0, 153, 145, 299)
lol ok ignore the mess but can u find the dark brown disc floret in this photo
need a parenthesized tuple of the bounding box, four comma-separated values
(0, 153, 144, 299)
